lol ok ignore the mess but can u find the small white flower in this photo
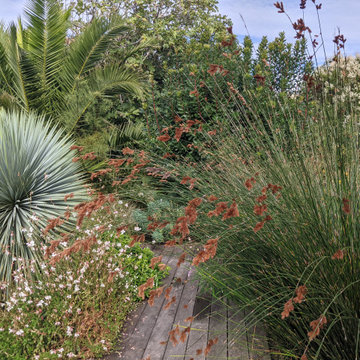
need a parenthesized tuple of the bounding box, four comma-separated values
(66, 326, 73, 336)
(16, 329, 24, 336)
(134, 226, 141, 231)
(30, 214, 39, 221)
(26, 240, 35, 248)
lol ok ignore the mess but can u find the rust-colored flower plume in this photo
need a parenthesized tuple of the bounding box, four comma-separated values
(281, 298, 294, 319)
(192, 238, 219, 266)
(342, 198, 350, 214)
(308, 315, 327, 341)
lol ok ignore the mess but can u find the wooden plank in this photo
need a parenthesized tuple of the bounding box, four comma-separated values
(105, 246, 270, 360)
(245, 309, 271, 360)
(162, 266, 198, 360)
(141, 261, 190, 360)
(227, 302, 249, 360)
(108, 246, 178, 360)
(205, 298, 228, 360)
(184, 293, 211, 360)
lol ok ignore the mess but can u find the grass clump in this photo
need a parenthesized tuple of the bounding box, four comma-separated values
(124, 53, 360, 359)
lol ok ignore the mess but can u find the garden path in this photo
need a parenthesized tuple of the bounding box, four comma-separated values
(105, 245, 270, 360)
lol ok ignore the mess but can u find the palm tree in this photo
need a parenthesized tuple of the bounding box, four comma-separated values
(0, 0, 148, 132)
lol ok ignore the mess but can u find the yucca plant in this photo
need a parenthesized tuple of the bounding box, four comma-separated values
(0, 0, 148, 132)
(0, 110, 86, 290)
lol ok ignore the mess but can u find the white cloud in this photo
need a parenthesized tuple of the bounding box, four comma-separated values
(218, 0, 360, 62)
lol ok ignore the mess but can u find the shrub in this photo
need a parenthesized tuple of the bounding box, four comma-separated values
(0, 110, 85, 290)
(319, 54, 360, 110)
(132, 199, 183, 243)
(0, 232, 167, 359)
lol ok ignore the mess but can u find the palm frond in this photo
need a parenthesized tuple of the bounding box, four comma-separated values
(5, 25, 39, 111)
(24, 0, 70, 112)
(0, 28, 15, 97)
(114, 38, 156, 64)
(108, 122, 146, 151)
(63, 64, 147, 132)
(64, 18, 130, 92)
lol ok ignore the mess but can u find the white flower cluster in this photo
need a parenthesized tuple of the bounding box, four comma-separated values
(0, 230, 140, 359)
(320, 54, 360, 110)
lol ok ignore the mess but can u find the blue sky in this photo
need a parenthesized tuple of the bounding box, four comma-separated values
(218, 0, 360, 63)
(1, 0, 359, 62)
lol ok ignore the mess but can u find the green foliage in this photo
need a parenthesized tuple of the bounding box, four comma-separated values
(108, 122, 146, 156)
(61, 0, 232, 155)
(103, 231, 169, 287)
(68, 0, 231, 72)
(132, 199, 182, 243)
(143, 32, 312, 161)
(0, 110, 85, 289)
(0, 232, 167, 359)
(0, 0, 147, 132)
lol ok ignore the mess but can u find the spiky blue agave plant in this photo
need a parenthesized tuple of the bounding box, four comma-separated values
(0, 110, 86, 287)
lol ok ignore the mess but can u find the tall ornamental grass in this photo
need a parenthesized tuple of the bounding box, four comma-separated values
(127, 56, 360, 359)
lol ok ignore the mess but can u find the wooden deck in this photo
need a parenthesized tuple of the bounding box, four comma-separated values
(105, 246, 270, 360)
